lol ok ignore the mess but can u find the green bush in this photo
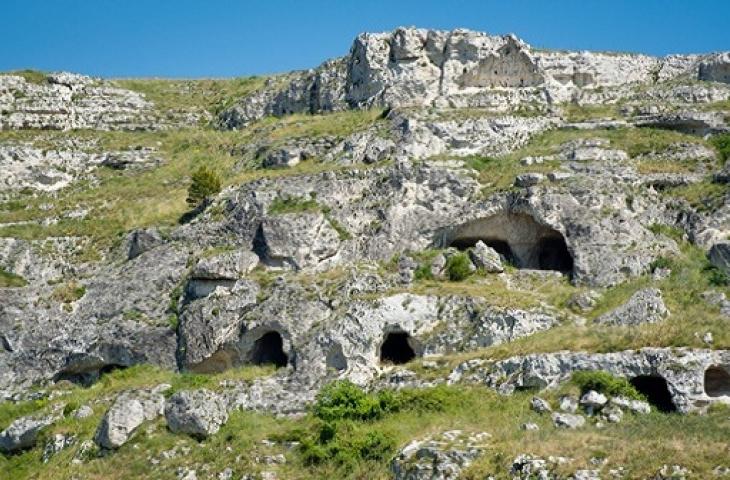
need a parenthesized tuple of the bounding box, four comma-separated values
(313, 381, 389, 422)
(710, 133, 730, 163)
(446, 253, 473, 281)
(413, 263, 434, 281)
(704, 263, 729, 286)
(186, 166, 221, 207)
(572, 370, 644, 400)
(312, 381, 453, 423)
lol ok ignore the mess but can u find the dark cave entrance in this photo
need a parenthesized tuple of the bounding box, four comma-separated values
(630, 376, 677, 413)
(537, 237, 574, 272)
(704, 366, 730, 397)
(380, 332, 416, 365)
(54, 363, 128, 387)
(248, 331, 288, 368)
(444, 213, 573, 273)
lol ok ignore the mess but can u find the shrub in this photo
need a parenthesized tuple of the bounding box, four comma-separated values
(572, 370, 644, 400)
(312, 381, 385, 422)
(413, 263, 434, 281)
(704, 264, 729, 286)
(446, 253, 473, 281)
(186, 166, 221, 207)
(710, 133, 730, 164)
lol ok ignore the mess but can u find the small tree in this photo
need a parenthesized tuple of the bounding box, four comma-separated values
(186, 166, 221, 207)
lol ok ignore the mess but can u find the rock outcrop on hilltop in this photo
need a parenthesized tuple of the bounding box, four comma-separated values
(0, 72, 202, 131)
(2, 26, 730, 478)
(218, 27, 729, 129)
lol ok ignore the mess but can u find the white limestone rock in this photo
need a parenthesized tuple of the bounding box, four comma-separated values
(165, 389, 228, 439)
(594, 288, 669, 326)
(94, 388, 166, 449)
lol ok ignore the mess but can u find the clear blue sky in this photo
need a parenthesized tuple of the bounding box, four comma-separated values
(2, 0, 728, 78)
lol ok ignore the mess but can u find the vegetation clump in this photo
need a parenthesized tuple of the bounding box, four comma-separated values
(295, 381, 456, 473)
(186, 166, 221, 207)
(268, 195, 320, 215)
(51, 280, 86, 304)
(0, 267, 28, 288)
(572, 370, 644, 400)
(710, 132, 730, 163)
(446, 252, 473, 281)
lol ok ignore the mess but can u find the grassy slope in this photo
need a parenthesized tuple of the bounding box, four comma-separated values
(2, 367, 728, 479)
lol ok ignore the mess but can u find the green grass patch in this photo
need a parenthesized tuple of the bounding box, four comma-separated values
(51, 280, 86, 303)
(268, 195, 320, 215)
(0, 267, 28, 287)
(115, 76, 266, 118)
(3, 69, 48, 85)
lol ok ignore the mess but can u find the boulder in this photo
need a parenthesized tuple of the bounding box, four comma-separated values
(0, 415, 55, 453)
(94, 388, 166, 449)
(579, 390, 608, 413)
(514, 172, 544, 187)
(709, 242, 730, 275)
(397, 254, 418, 284)
(552, 412, 586, 429)
(391, 430, 490, 480)
(165, 389, 228, 439)
(263, 148, 301, 168)
(558, 395, 578, 413)
(191, 250, 259, 280)
(530, 396, 552, 413)
(610, 396, 651, 414)
(468, 241, 503, 273)
(127, 228, 164, 260)
(42, 433, 76, 463)
(258, 212, 341, 270)
(594, 288, 668, 326)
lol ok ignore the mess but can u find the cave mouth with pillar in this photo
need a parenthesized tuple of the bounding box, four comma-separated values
(444, 212, 574, 273)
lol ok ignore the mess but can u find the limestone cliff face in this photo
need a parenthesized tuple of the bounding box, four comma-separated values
(218, 27, 723, 128)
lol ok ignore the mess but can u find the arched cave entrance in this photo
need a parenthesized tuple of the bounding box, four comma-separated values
(704, 366, 730, 397)
(326, 342, 348, 371)
(54, 363, 128, 387)
(630, 375, 677, 413)
(248, 331, 288, 368)
(537, 237, 574, 271)
(380, 332, 417, 365)
(443, 213, 573, 273)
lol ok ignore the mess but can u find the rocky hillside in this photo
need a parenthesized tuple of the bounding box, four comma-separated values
(1, 27, 730, 479)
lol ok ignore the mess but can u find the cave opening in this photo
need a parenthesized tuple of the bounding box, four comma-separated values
(54, 364, 128, 387)
(248, 331, 288, 368)
(704, 366, 730, 397)
(630, 375, 677, 413)
(380, 332, 416, 365)
(444, 213, 573, 273)
(537, 237, 574, 272)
